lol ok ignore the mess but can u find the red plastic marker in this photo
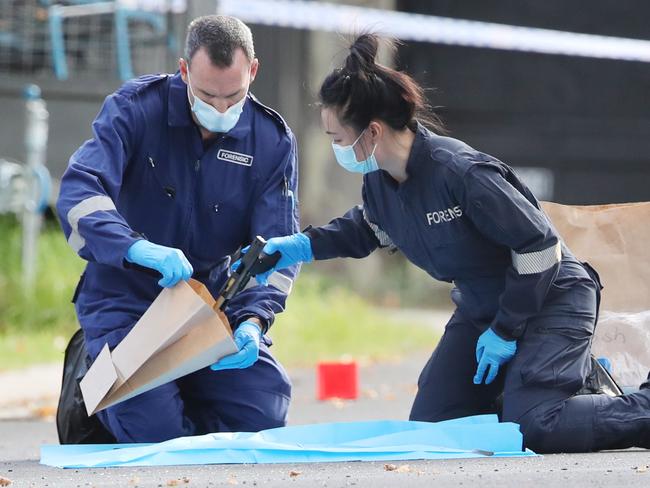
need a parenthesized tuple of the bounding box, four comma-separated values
(317, 361, 358, 400)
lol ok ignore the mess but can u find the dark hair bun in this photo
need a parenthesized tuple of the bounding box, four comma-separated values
(319, 33, 444, 134)
(344, 34, 380, 75)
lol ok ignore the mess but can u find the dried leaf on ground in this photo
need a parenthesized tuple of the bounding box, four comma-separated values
(329, 398, 347, 409)
(34, 405, 57, 418)
(362, 388, 379, 399)
(166, 477, 191, 486)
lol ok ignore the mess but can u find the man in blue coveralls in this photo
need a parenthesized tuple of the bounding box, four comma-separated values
(56, 15, 299, 443)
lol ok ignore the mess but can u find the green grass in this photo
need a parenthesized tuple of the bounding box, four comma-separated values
(0, 216, 439, 370)
(270, 274, 439, 367)
(0, 215, 85, 336)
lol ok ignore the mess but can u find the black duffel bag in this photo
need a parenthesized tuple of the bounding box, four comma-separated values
(56, 329, 116, 444)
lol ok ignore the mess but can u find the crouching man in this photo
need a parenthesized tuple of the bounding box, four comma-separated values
(56, 15, 299, 442)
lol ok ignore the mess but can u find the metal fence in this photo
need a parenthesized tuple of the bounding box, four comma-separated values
(0, 0, 184, 81)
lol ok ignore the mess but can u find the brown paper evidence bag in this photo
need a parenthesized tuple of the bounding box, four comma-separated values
(80, 279, 238, 416)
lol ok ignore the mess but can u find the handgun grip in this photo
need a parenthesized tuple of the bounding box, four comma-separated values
(250, 250, 281, 276)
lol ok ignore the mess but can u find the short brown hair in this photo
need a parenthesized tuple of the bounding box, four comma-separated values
(185, 15, 255, 67)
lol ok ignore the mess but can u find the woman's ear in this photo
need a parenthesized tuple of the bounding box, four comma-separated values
(368, 120, 383, 142)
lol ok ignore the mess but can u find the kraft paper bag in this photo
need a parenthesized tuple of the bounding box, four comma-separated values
(542, 201, 650, 386)
(80, 279, 238, 415)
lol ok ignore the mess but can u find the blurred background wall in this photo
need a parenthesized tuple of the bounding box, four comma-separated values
(397, 0, 650, 206)
(2, 0, 649, 308)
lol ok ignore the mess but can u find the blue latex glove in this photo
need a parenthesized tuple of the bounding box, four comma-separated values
(210, 320, 262, 370)
(125, 240, 193, 288)
(473, 328, 517, 385)
(232, 233, 313, 286)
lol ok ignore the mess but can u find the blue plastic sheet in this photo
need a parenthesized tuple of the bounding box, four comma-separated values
(41, 415, 536, 468)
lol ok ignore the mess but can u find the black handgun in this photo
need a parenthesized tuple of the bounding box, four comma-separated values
(214, 236, 281, 311)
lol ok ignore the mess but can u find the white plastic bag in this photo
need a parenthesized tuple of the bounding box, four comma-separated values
(592, 311, 650, 387)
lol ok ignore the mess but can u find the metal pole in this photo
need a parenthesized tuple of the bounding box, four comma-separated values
(22, 84, 50, 293)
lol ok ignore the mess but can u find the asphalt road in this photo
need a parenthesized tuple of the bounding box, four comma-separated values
(2, 349, 650, 487)
(3, 419, 650, 487)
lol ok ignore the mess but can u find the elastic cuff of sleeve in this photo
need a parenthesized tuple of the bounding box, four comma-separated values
(237, 319, 262, 336)
(296, 232, 314, 263)
(116, 235, 146, 270)
(236, 313, 271, 335)
(490, 323, 520, 341)
(302, 228, 321, 261)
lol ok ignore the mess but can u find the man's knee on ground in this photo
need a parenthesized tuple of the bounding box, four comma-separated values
(220, 388, 291, 433)
(252, 392, 291, 430)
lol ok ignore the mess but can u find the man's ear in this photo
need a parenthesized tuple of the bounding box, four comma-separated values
(249, 58, 259, 84)
(179, 58, 188, 83)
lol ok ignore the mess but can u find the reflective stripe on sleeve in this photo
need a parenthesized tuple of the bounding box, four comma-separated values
(511, 241, 561, 275)
(241, 271, 294, 295)
(268, 272, 293, 295)
(66, 195, 117, 252)
(362, 205, 393, 248)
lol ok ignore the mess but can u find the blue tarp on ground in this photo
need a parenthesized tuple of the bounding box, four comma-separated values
(40, 414, 536, 468)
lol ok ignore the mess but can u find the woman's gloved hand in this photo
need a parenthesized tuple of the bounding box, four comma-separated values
(125, 240, 193, 288)
(232, 233, 313, 286)
(210, 320, 262, 370)
(473, 328, 517, 385)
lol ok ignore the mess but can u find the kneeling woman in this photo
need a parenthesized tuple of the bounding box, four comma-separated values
(261, 34, 650, 453)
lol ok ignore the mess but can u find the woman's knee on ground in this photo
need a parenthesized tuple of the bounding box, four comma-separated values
(515, 395, 597, 453)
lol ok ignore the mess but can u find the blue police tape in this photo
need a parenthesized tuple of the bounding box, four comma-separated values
(41, 415, 536, 468)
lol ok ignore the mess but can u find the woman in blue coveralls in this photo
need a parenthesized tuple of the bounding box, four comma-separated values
(257, 34, 650, 453)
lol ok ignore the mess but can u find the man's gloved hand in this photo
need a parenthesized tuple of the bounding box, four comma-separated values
(473, 328, 517, 385)
(210, 320, 262, 370)
(232, 233, 313, 286)
(125, 240, 193, 288)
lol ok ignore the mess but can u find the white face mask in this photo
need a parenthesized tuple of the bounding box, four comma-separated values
(186, 69, 246, 133)
(331, 128, 379, 174)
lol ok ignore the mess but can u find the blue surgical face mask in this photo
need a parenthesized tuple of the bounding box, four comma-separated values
(331, 128, 379, 174)
(186, 69, 246, 133)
